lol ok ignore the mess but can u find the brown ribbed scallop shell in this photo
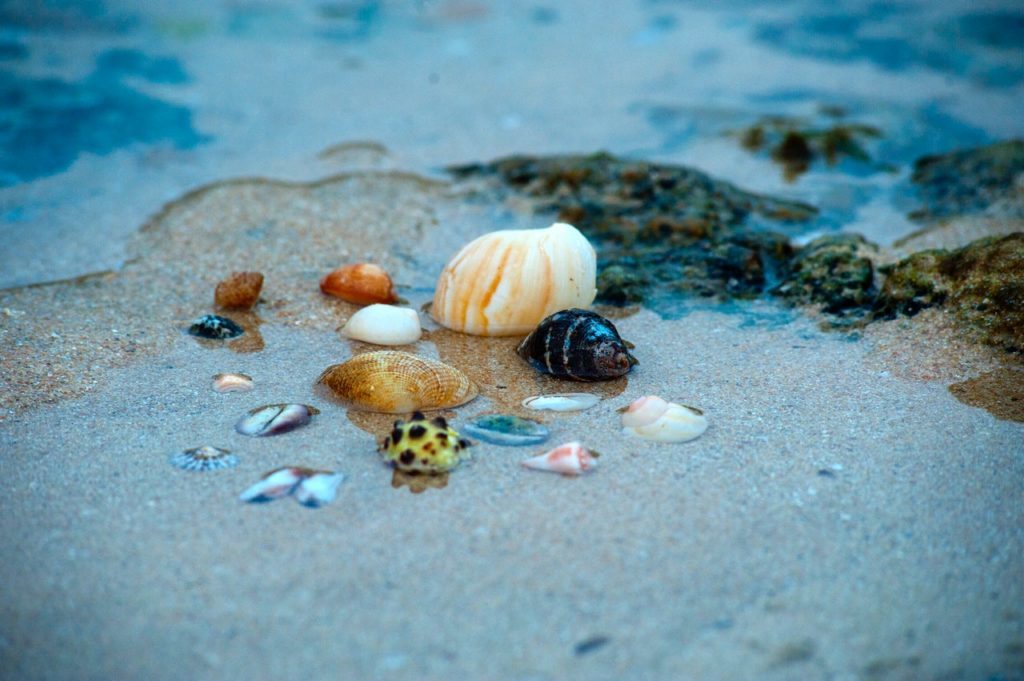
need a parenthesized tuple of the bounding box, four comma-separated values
(316, 351, 478, 413)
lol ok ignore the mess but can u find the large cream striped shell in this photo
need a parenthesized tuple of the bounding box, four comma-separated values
(431, 222, 597, 336)
(316, 351, 478, 413)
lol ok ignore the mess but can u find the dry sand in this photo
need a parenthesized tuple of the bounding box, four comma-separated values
(1, 172, 1022, 681)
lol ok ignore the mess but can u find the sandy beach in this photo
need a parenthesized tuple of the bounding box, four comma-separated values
(1, 2, 1022, 680)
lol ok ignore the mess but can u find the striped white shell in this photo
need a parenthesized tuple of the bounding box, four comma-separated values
(431, 222, 597, 336)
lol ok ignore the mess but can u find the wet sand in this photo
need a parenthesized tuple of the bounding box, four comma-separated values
(1, 171, 1022, 681)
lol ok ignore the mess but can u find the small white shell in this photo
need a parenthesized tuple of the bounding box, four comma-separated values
(521, 393, 601, 412)
(293, 471, 345, 508)
(522, 441, 597, 476)
(239, 467, 344, 508)
(340, 304, 421, 345)
(432, 222, 597, 336)
(620, 396, 708, 443)
(239, 468, 303, 502)
(212, 372, 254, 393)
(235, 404, 318, 437)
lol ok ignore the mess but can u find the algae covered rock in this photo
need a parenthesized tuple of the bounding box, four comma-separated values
(775, 234, 877, 315)
(450, 153, 812, 313)
(876, 233, 1024, 351)
(909, 140, 1024, 222)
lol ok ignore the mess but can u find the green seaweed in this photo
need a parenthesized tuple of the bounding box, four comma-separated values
(730, 113, 884, 182)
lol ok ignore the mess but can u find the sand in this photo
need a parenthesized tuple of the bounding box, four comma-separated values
(1, 170, 1022, 681)
(3, 2, 1023, 679)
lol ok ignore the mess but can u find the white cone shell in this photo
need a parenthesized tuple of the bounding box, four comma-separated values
(341, 304, 421, 345)
(621, 396, 708, 443)
(432, 222, 597, 336)
(521, 441, 596, 475)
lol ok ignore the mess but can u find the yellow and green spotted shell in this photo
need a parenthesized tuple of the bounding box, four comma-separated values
(378, 412, 472, 474)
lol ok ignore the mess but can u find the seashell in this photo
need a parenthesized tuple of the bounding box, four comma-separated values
(235, 403, 319, 437)
(212, 372, 254, 393)
(214, 271, 263, 310)
(317, 351, 477, 413)
(378, 411, 472, 474)
(188, 314, 244, 339)
(320, 263, 398, 305)
(169, 445, 238, 472)
(239, 467, 304, 502)
(431, 222, 597, 336)
(521, 441, 597, 476)
(463, 414, 549, 446)
(521, 392, 601, 412)
(340, 304, 421, 345)
(517, 308, 637, 381)
(292, 470, 345, 508)
(239, 466, 342, 507)
(620, 395, 708, 443)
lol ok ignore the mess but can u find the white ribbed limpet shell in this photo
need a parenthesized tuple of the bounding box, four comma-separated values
(620, 396, 707, 443)
(340, 304, 421, 345)
(432, 222, 597, 336)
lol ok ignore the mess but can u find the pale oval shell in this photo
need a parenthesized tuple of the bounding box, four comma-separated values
(235, 404, 318, 437)
(340, 304, 421, 345)
(317, 351, 478, 413)
(431, 222, 597, 336)
(213, 372, 254, 393)
(521, 393, 601, 412)
(621, 396, 707, 443)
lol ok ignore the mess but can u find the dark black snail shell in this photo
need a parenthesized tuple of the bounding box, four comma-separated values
(188, 314, 244, 340)
(516, 308, 638, 381)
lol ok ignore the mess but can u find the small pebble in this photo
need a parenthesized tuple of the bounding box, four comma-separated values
(214, 271, 263, 310)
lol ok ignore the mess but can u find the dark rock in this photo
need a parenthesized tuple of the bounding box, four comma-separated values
(596, 265, 647, 305)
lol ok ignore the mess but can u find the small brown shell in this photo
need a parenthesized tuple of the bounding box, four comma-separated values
(320, 263, 398, 305)
(215, 271, 263, 309)
(316, 351, 477, 413)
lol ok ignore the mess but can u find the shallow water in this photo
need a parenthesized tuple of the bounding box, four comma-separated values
(1, 0, 1022, 287)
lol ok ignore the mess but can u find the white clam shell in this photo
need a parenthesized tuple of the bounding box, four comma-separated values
(620, 396, 708, 443)
(212, 372, 253, 393)
(521, 441, 597, 476)
(432, 222, 597, 336)
(293, 472, 345, 508)
(239, 468, 304, 502)
(239, 467, 344, 508)
(340, 304, 421, 345)
(521, 392, 601, 412)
